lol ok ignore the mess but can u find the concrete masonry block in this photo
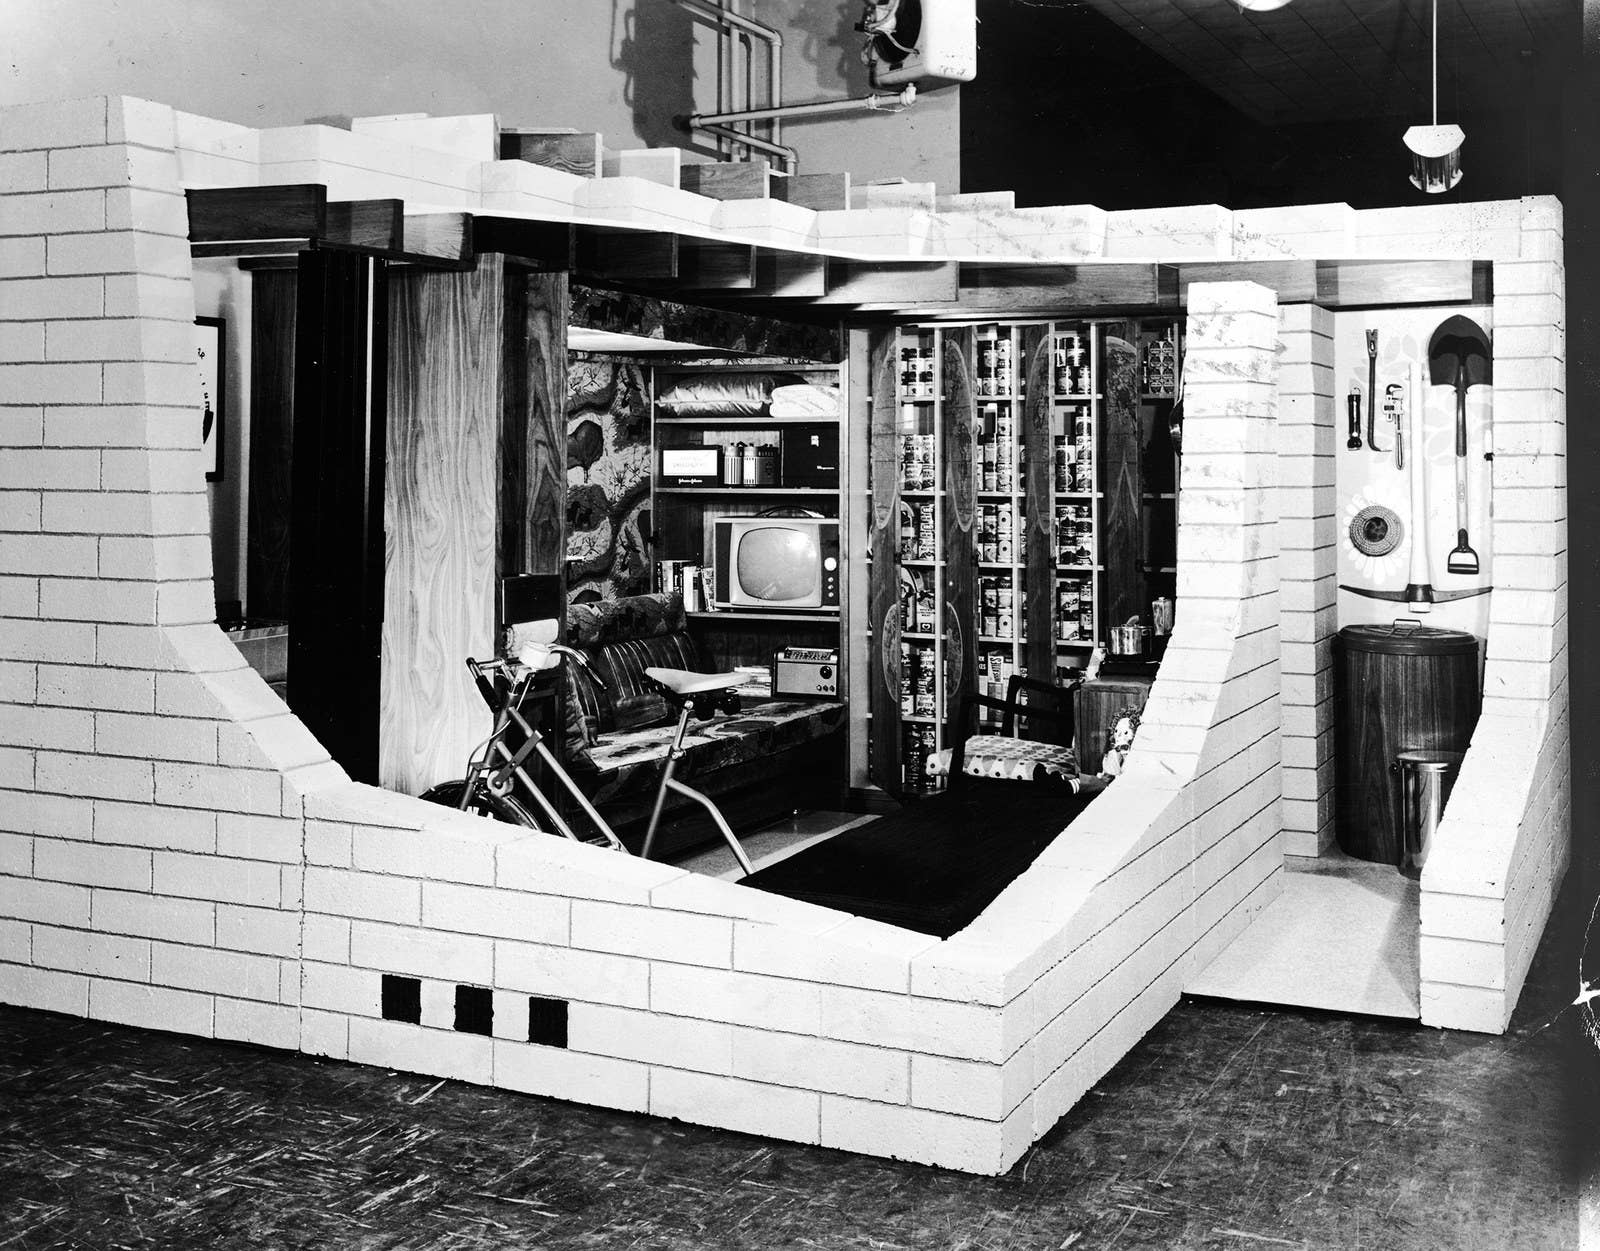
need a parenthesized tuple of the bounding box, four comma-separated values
(349, 918, 493, 986)
(0, 700, 93, 751)
(0, 321, 44, 361)
(1419, 890, 1504, 942)
(570, 1002, 733, 1074)
(33, 922, 151, 982)
(216, 713, 328, 774)
(348, 1016, 493, 1085)
(300, 1008, 350, 1060)
(0, 361, 102, 405)
(103, 273, 197, 323)
(0, 744, 35, 791)
(1, 95, 109, 151)
(303, 865, 420, 926)
(301, 959, 381, 1016)
(0, 789, 88, 841)
(496, 826, 684, 905)
(821, 985, 1006, 1063)
(90, 977, 214, 1038)
(7, 876, 90, 926)
(494, 937, 649, 1009)
(0, 830, 29, 875)
(729, 1025, 910, 1104)
(1419, 980, 1508, 1034)
(911, 1048, 1034, 1122)
(33, 748, 151, 803)
(215, 902, 299, 959)
(152, 759, 280, 815)
(0, 236, 46, 278)
(421, 880, 568, 946)
(88, 886, 211, 946)
(570, 899, 733, 968)
(819, 1094, 1017, 1175)
(494, 1039, 650, 1113)
(732, 914, 935, 994)
(0, 150, 48, 191)
(1, 273, 107, 320)
(212, 811, 300, 864)
(34, 831, 151, 891)
(39, 577, 157, 625)
(304, 820, 352, 868)
(651, 872, 844, 930)
(0, 962, 90, 1016)
(651, 962, 822, 1036)
(1493, 260, 1563, 297)
(651, 1067, 821, 1146)
(214, 997, 298, 1053)
(1104, 205, 1232, 259)
(151, 939, 283, 1003)
(302, 781, 428, 831)
(907, 935, 1044, 1008)
(153, 849, 281, 908)
(302, 914, 350, 965)
(1420, 934, 1506, 992)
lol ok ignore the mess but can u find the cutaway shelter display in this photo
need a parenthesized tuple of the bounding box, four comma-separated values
(0, 96, 1570, 1176)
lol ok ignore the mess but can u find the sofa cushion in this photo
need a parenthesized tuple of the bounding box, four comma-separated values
(562, 592, 706, 743)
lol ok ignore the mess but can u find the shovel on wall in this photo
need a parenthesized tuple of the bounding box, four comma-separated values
(1428, 315, 1491, 576)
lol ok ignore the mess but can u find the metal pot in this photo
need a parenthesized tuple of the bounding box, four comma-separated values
(1108, 623, 1148, 657)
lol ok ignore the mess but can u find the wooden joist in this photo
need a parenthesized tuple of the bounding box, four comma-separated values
(501, 130, 604, 177)
(754, 249, 828, 299)
(403, 213, 477, 265)
(186, 184, 327, 245)
(326, 200, 403, 252)
(816, 259, 959, 306)
(680, 160, 771, 201)
(575, 227, 677, 281)
(472, 217, 572, 270)
(774, 171, 851, 211)
(675, 240, 756, 290)
(1313, 259, 1488, 307)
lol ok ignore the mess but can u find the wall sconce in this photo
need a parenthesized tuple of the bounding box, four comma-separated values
(1403, 124, 1465, 193)
(1406, 0, 1464, 193)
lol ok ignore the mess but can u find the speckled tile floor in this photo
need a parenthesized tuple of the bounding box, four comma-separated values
(1, 881, 1595, 1251)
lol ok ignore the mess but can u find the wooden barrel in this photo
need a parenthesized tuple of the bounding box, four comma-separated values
(1334, 622, 1480, 864)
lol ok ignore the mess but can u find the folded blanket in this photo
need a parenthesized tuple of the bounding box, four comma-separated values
(768, 383, 843, 418)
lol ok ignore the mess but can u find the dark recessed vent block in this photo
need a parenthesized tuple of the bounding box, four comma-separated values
(528, 997, 568, 1048)
(381, 975, 421, 1024)
(454, 985, 493, 1036)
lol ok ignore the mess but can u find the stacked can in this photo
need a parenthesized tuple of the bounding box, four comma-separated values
(993, 410, 1016, 493)
(978, 504, 997, 563)
(899, 346, 918, 396)
(1073, 413, 1094, 491)
(995, 501, 1015, 564)
(917, 343, 936, 398)
(912, 646, 936, 717)
(1054, 332, 1090, 396)
(1143, 332, 1177, 395)
(904, 725, 938, 791)
(1057, 582, 1081, 641)
(899, 642, 914, 716)
(916, 501, 936, 559)
(1053, 434, 1074, 494)
(901, 433, 935, 490)
(994, 572, 1015, 639)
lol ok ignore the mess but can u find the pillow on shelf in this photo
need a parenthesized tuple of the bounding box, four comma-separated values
(654, 372, 809, 418)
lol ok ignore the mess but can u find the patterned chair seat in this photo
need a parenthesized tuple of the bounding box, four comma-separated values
(927, 736, 1078, 783)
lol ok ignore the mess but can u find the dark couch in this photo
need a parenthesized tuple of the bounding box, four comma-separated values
(558, 592, 846, 857)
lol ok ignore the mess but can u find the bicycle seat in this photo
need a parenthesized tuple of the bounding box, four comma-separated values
(644, 667, 744, 697)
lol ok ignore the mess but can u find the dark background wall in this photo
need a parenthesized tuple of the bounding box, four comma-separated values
(961, 0, 1567, 210)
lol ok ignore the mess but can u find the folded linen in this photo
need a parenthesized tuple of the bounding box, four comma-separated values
(768, 383, 843, 418)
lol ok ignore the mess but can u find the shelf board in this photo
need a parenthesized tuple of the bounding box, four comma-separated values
(687, 610, 839, 623)
(902, 714, 937, 725)
(654, 486, 835, 496)
(654, 414, 841, 426)
(1056, 640, 1095, 649)
(1142, 492, 1178, 501)
(1057, 566, 1102, 575)
(1051, 394, 1101, 402)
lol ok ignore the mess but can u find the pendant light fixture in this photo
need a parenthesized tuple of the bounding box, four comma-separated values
(1403, 0, 1464, 193)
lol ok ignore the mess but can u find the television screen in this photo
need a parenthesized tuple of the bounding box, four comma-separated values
(735, 526, 819, 602)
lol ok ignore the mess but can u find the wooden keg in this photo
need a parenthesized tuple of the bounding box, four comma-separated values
(1333, 622, 1480, 864)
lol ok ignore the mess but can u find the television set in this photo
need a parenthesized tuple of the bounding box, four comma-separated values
(712, 516, 840, 611)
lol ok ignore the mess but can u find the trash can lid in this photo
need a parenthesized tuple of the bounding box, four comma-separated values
(1338, 622, 1478, 656)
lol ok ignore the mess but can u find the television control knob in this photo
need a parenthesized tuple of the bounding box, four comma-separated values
(819, 665, 833, 679)
(823, 557, 838, 572)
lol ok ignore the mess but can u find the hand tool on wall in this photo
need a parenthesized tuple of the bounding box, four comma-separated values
(1428, 315, 1491, 576)
(1384, 383, 1405, 470)
(1365, 329, 1379, 450)
(1339, 361, 1489, 609)
(1346, 389, 1363, 450)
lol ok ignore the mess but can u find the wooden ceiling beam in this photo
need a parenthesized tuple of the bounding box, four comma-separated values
(326, 199, 403, 252)
(574, 226, 677, 281)
(185, 184, 327, 245)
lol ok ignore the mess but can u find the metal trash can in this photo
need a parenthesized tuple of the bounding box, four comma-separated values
(1393, 750, 1464, 870)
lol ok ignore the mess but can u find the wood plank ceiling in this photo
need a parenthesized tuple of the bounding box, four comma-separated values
(1075, 0, 1578, 124)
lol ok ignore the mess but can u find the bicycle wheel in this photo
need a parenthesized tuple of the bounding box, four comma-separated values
(420, 779, 542, 829)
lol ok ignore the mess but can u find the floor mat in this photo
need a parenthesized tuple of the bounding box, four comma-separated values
(741, 784, 1093, 938)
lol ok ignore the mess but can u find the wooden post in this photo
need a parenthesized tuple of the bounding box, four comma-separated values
(1100, 323, 1145, 634)
(941, 326, 978, 747)
(865, 327, 903, 796)
(1020, 325, 1056, 691)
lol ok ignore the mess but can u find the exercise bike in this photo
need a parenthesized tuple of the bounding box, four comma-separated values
(420, 621, 756, 876)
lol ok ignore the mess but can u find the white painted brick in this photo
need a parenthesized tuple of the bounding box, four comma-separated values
(0, 745, 34, 790)
(0, 150, 47, 190)
(93, 799, 214, 852)
(0, 701, 93, 749)
(651, 962, 821, 1035)
(0, 321, 44, 359)
(0, 661, 37, 703)
(495, 938, 649, 1009)
(727, 1025, 909, 1103)
(34, 924, 149, 981)
(32, 831, 150, 889)
(421, 880, 569, 945)
(215, 903, 300, 958)
(217, 715, 327, 772)
(570, 1003, 732, 1073)
(95, 711, 216, 764)
(103, 273, 196, 321)
(352, 822, 503, 887)
(40, 577, 157, 624)
(302, 915, 350, 965)
(46, 492, 156, 536)
(0, 962, 89, 1015)
(651, 1068, 820, 1145)
(0, 361, 101, 403)
(496, 830, 685, 904)
(303, 866, 420, 925)
(0, 831, 30, 875)
(820, 1095, 1009, 1174)
(151, 939, 284, 1003)
(493, 1039, 650, 1112)
(0, 788, 92, 838)
(215, 812, 301, 863)
(153, 850, 281, 907)
(732, 917, 929, 993)
(305, 820, 352, 867)
(215, 997, 299, 1052)
(822, 986, 1005, 1062)
(571, 899, 733, 968)
(300, 1008, 349, 1059)
(1420, 934, 1505, 991)
(35, 750, 153, 803)
(0, 190, 105, 236)
(1419, 980, 1508, 1033)
(349, 919, 493, 985)
(0, 236, 46, 278)
(0, 96, 108, 149)
(347, 1016, 493, 1084)
(89, 886, 211, 946)
(153, 761, 280, 814)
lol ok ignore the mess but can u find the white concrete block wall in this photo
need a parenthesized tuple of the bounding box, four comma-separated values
(0, 98, 1568, 1178)
(1275, 304, 1337, 857)
(1419, 200, 1570, 1033)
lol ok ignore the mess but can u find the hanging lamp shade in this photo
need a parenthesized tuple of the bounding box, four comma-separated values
(1403, 123, 1465, 194)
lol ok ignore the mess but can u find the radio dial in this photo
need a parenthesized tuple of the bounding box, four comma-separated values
(819, 665, 833, 679)
(823, 557, 838, 572)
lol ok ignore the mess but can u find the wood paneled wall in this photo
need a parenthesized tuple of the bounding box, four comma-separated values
(865, 328, 903, 795)
(1101, 324, 1144, 631)
(502, 268, 569, 585)
(380, 257, 504, 797)
(247, 269, 297, 619)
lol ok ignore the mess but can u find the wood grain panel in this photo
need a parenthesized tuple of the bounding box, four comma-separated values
(246, 269, 297, 619)
(380, 258, 503, 797)
(865, 327, 903, 795)
(1101, 324, 1144, 634)
(503, 267, 570, 583)
(1020, 325, 1055, 685)
(940, 326, 978, 739)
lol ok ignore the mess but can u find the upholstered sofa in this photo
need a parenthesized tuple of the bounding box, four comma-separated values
(559, 592, 846, 857)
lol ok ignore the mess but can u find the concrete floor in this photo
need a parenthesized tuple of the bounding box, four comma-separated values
(1, 880, 1595, 1250)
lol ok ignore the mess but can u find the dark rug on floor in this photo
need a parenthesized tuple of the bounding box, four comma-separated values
(741, 782, 1094, 937)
